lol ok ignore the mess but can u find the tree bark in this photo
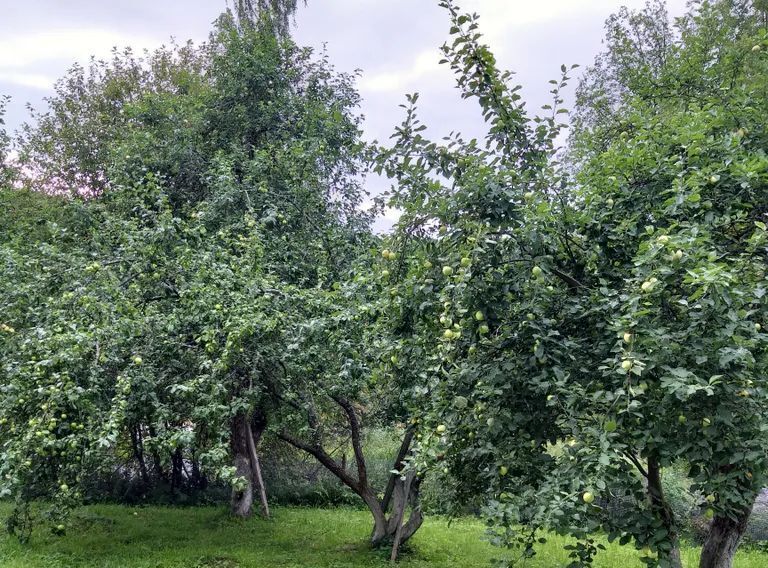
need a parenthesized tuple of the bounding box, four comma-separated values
(647, 456, 682, 568)
(246, 415, 270, 518)
(699, 505, 753, 568)
(230, 414, 254, 518)
(130, 424, 150, 488)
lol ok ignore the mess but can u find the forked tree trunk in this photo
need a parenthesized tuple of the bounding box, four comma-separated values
(699, 506, 753, 568)
(278, 410, 423, 553)
(230, 414, 254, 518)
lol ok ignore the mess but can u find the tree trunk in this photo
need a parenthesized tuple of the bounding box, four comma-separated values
(230, 414, 254, 518)
(246, 415, 270, 518)
(130, 424, 150, 488)
(647, 456, 682, 568)
(699, 506, 753, 568)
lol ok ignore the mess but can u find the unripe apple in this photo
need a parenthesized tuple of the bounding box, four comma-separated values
(753, 45, 762, 52)
(474, 311, 485, 321)
(657, 235, 670, 244)
(706, 494, 716, 503)
(582, 492, 595, 504)
(531, 266, 543, 278)
(621, 360, 633, 371)
(56, 524, 66, 531)
(436, 424, 447, 434)
(523, 191, 534, 200)
(709, 174, 720, 183)
(468, 345, 477, 355)
(423, 260, 433, 269)
(702, 417, 711, 428)
(499, 465, 508, 476)
(132, 356, 143, 365)
(527, 313, 535, 321)
(442, 266, 454, 277)
(623, 332, 632, 343)
(606, 198, 614, 207)
(705, 508, 715, 520)
(381, 249, 391, 259)
(381, 270, 390, 278)
(390, 355, 399, 365)
(546, 394, 554, 401)
(755, 323, 762, 331)
(443, 329, 454, 340)
(60, 484, 69, 492)
(460, 257, 471, 267)
(604, 420, 617, 432)
(478, 324, 489, 335)
(678, 414, 687, 424)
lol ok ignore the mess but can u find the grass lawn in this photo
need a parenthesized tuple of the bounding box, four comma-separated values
(1, 504, 767, 567)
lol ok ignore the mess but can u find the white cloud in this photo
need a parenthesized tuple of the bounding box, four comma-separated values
(0, 72, 54, 90)
(0, 29, 160, 69)
(359, 49, 447, 94)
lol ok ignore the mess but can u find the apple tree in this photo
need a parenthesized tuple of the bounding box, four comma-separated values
(375, 1, 768, 567)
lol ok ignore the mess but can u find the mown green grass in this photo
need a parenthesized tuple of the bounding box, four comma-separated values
(0, 504, 766, 567)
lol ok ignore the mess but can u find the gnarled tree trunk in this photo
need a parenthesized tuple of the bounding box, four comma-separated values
(699, 505, 753, 568)
(278, 399, 423, 553)
(230, 413, 254, 518)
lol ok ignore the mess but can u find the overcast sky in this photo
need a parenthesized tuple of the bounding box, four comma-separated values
(0, 0, 688, 228)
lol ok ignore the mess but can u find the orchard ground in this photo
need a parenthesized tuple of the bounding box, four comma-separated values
(1, 505, 768, 567)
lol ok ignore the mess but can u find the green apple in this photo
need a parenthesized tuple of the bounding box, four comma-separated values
(460, 257, 471, 267)
(381, 270, 390, 278)
(390, 355, 399, 365)
(531, 266, 543, 278)
(478, 324, 489, 335)
(604, 420, 617, 432)
(436, 424, 447, 434)
(623, 332, 632, 343)
(468, 345, 477, 355)
(381, 249, 391, 259)
(499, 465, 509, 476)
(443, 329, 454, 340)
(702, 417, 711, 428)
(755, 323, 762, 331)
(474, 311, 485, 321)
(678, 414, 687, 424)
(582, 492, 595, 504)
(753, 45, 762, 52)
(132, 355, 143, 365)
(442, 266, 454, 277)
(606, 198, 614, 207)
(423, 260, 433, 269)
(621, 360, 633, 371)
(60, 483, 69, 492)
(705, 508, 715, 520)
(527, 313, 535, 321)
(657, 235, 670, 244)
(706, 494, 716, 503)
(673, 250, 684, 261)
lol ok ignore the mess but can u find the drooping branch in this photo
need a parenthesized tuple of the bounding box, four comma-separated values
(277, 431, 361, 493)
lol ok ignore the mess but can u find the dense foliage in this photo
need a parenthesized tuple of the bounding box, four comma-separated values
(2, 1, 768, 568)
